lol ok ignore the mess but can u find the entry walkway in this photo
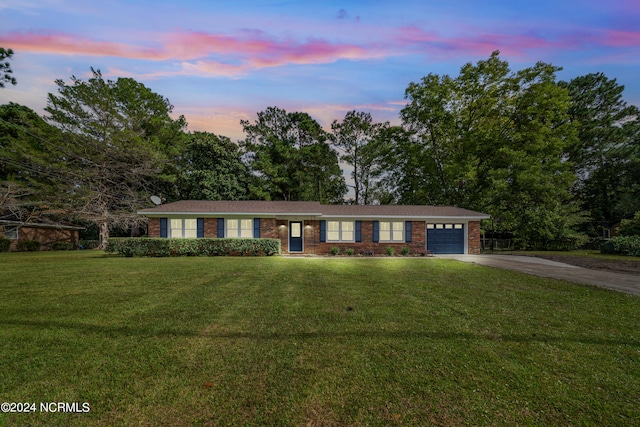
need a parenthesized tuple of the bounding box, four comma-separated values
(437, 255, 640, 297)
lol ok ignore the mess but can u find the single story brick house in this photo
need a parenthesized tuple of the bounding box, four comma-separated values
(138, 200, 489, 255)
(0, 219, 83, 250)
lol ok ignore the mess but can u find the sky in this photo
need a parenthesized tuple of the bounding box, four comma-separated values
(1, 0, 639, 141)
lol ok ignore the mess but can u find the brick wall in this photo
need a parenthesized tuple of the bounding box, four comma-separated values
(204, 218, 217, 238)
(260, 218, 279, 239)
(148, 218, 160, 237)
(468, 221, 481, 255)
(276, 220, 289, 253)
(144, 217, 479, 255)
(270, 220, 428, 255)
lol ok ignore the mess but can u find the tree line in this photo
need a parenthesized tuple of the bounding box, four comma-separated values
(1, 50, 638, 249)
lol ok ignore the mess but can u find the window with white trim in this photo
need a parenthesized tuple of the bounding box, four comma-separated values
(327, 221, 354, 242)
(227, 219, 253, 238)
(4, 226, 18, 240)
(379, 221, 404, 242)
(170, 219, 197, 238)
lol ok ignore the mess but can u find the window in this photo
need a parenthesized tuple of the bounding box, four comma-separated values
(427, 223, 463, 230)
(327, 221, 354, 242)
(170, 219, 197, 238)
(4, 226, 18, 240)
(227, 219, 253, 238)
(290, 222, 301, 238)
(379, 221, 404, 242)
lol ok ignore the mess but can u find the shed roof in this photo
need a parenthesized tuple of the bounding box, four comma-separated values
(0, 219, 85, 231)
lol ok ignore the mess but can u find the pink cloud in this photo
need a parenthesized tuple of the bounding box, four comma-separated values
(598, 29, 640, 47)
(179, 61, 249, 78)
(0, 29, 383, 77)
(4, 23, 637, 81)
(163, 31, 273, 60)
(0, 31, 165, 60)
(394, 26, 558, 58)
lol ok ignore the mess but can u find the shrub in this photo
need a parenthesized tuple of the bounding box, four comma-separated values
(385, 246, 395, 256)
(400, 246, 410, 256)
(105, 238, 281, 257)
(0, 237, 11, 252)
(618, 212, 640, 236)
(601, 236, 640, 257)
(345, 248, 355, 256)
(330, 246, 340, 256)
(16, 240, 41, 252)
(51, 241, 74, 251)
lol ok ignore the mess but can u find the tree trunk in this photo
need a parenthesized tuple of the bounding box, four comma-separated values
(98, 220, 109, 250)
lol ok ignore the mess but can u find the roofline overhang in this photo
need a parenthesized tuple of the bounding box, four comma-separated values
(137, 211, 490, 221)
(137, 211, 324, 217)
(319, 215, 490, 221)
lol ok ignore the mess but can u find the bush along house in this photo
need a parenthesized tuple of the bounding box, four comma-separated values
(138, 200, 489, 255)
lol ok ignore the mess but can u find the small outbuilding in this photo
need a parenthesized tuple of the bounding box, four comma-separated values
(0, 219, 83, 251)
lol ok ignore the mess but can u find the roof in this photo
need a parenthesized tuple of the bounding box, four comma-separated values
(139, 200, 323, 215)
(138, 200, 489, 220)
(0, 219, 85, 231)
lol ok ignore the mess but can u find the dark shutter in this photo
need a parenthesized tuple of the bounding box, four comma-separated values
(217, 218, 225, 238)
(373, 221, 379, 242)
(253, 218, 261, 238)
(405, 221, 412, 243)
(197, 218, 204, 238)
(160, 218, 168, 238)
(320, 220, 326, 242)
(355, 221, 362, 242)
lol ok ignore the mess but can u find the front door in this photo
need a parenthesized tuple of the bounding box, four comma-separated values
(289, 221, 303, 252)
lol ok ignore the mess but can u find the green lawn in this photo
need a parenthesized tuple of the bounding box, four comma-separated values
(496, 249, 640, 262)
(1, 251, 639, 426)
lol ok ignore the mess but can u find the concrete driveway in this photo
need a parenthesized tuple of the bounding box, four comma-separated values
(437, 255, 640, 297)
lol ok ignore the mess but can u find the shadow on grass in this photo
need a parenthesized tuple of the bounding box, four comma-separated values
(3, 318, 639, 348)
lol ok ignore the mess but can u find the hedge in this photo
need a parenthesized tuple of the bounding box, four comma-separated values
(0, 237, 11, 252)
(105, 237, 281, 257)
(601, 236, 640, 257)
(16, 240, 41, 252)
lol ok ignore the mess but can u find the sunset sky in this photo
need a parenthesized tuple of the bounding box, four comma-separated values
(1, 0, 639, 141)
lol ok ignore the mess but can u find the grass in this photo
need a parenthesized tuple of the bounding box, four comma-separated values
(497, 249, 640, 262)
(1, 251, 639, 426)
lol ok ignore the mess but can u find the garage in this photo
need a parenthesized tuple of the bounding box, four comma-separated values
(426, 223, 465, 254)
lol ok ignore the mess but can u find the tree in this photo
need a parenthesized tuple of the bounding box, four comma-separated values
(44, 69, 186, 248)
(559, 73, 640, 231)
(241, 106, 346, 203)
(0, 48, 17, 88)
(0, 103, 66, 222)
(397, 52, 585, 249)
(618, 211, 640, 236)
(176, 131, 249, 200)
(331, 111, 386, 204)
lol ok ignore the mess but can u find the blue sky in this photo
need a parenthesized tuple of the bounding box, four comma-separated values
(1, 0, 639, 140)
